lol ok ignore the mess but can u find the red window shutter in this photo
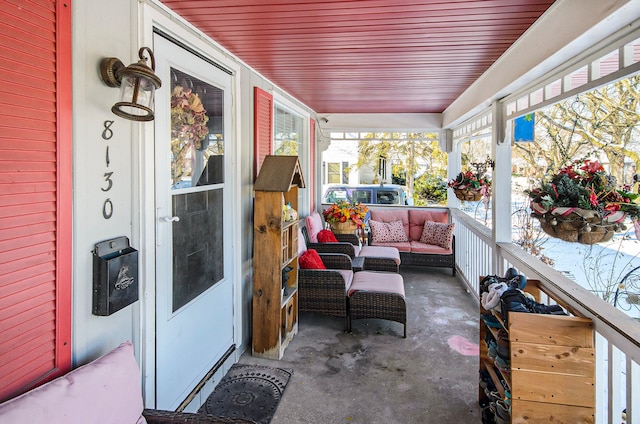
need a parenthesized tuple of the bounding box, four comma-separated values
(0, 0, 72, 401)
(254, 87, 273, 179)
(309, 119, 317, 211)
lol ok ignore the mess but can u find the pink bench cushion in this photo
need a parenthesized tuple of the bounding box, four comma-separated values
(0, 341, 146, 424)
(359, 246, 401, 265)
(410, 240, 453, 254)
(368, 241, 411, 252)
(408, 209, 449, 241)
(349, 271, 405, 297)
(305, 212, 324, 243)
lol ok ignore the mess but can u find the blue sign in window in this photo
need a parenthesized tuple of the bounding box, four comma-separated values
(514, 113, 535, 142)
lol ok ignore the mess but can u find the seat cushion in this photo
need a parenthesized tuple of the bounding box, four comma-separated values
(369, 241, 412, 252)
(298, 228, 307, 255)
(410, 240, 453, 254)
(349, 271, 405, 297)
(305, 212, 324, 243)
(359, 245, 401, 265)
(0, 341, 146, 424)
(337, 269, 354, 293)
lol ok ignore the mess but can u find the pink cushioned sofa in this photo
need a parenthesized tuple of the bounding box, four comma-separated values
(368, 208, 455, 274)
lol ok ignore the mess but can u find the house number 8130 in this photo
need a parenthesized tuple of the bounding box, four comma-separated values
(101, 120, 115, 219)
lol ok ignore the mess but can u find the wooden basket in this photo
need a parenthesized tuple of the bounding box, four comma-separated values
(331, 221, 357, 234)
(533, 212, 616, 244)
(453, 188, 483, 202)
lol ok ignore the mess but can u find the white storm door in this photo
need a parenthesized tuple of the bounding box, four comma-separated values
(153, 33, 234, 410)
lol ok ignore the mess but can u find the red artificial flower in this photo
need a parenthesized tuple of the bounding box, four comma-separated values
(559, 165, 577, 179)
(588, 188, 598, 206)
(581, 160, 604, 174)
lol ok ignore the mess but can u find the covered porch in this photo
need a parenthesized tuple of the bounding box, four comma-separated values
(2, 1, 640, 423)
(200, 0, 640, 420)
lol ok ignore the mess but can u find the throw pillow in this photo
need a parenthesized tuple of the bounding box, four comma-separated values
(317, 229, 338, 243)
(370, 219, 409, 243)
(420, 221, 455, 249)
(299, 249, 326, 269)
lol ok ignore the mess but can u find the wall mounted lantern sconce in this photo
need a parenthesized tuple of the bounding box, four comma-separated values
(99, 47, 162, 122)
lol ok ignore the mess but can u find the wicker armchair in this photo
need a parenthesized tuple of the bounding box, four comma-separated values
(143, 410, 256, 423)
(298, 252, 353, 330)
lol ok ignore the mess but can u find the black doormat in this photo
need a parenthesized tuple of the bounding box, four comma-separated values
(199, 364, 293, 424)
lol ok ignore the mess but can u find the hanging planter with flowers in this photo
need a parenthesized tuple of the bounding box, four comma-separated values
(448, 170, 491, 202)
(526, 159, 640, 244)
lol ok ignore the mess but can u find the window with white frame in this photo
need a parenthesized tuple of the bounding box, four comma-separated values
(327, 162, 341, 184)
(274, 103, 304, 156)
(273, 97, 309, 213)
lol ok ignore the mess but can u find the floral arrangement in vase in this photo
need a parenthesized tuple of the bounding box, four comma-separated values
(526, 159, 640, 244)
(322, 200, 369, 229)
(448, 170, 491, 201)
(170, 86, 210, 185)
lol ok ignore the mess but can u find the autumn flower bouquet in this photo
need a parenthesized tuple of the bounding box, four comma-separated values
(322, 200, 369, 227)
(526, 159, 640, 243)
(170, 86, 210, 185)
(448, 170, 491, 201)
(171, 86, 209, 148)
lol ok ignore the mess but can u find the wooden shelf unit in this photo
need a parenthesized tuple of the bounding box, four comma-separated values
(252, 156, 305, 359)
(479, 279, 595, 423)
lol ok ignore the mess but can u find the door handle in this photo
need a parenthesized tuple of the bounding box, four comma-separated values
(159, 216, 180, 223)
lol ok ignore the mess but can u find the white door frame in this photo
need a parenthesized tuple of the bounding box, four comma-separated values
(137, 3, 243, 407)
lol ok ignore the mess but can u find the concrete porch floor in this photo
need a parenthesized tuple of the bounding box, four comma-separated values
(239, 266, 482, 424)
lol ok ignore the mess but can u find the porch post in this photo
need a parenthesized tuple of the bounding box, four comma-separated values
(491, 100, 512, 275)
(444, 129, 462, 209)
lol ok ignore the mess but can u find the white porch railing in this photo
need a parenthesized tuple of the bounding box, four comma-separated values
(451, 209, 492, 301)
(451, 208, 640, 424)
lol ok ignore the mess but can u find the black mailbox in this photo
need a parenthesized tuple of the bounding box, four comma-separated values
(92, 236, 139, 316)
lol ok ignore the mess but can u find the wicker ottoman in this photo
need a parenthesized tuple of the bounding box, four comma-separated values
(347, 271, 407, 338)
(358, 246, 401, 272)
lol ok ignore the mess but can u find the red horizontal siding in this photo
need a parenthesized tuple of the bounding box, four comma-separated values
(0, 223, 55, 245)
(0, 232, 55, 254)
(0, 241, 56, 265)
(0, 0, 70, 401)
(0, 271, 55, 298)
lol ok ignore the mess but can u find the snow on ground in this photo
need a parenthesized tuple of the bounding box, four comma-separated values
(535, 230, 640, 318)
